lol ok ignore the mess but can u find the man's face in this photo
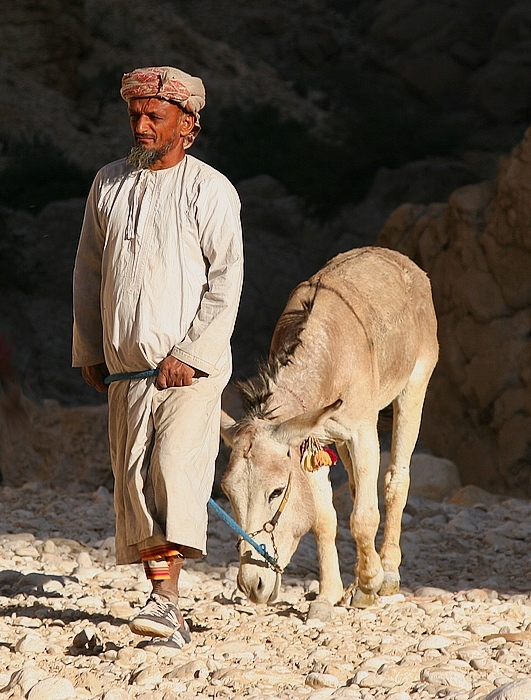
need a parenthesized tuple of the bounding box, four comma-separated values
(126, 97, 194, 168)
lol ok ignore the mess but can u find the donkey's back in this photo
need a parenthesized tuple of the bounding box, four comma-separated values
(271, 247, 437, 413)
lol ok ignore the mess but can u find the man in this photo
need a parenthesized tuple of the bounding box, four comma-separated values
(72, 66, 243, 648)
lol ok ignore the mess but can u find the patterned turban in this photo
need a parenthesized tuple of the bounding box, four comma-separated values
(120, 66, 206, 147)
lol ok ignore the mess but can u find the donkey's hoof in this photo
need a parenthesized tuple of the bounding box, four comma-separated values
(307, 600, 334, 622)
(378, 572, 400, 597)
(350, 589, 376, 608)
(342, 585, 376, 609)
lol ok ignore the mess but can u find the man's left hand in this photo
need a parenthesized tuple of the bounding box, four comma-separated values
(157, 356, 196, 388)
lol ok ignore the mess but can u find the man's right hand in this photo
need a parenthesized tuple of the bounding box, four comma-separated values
(81, 363, 109, 393)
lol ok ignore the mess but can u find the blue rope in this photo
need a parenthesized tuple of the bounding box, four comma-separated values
(101, 367, 280, 571)
(208, 497, 279, 571)
(104, 368, 159, 385)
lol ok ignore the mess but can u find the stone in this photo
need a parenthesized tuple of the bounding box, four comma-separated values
(108, 601, 133, 619)
(467, 623, 501, 637)
(131, 665, 163, 686)
(42, 539, 56, 553)
(15, 633, 46, 654)
(420, 667, 472, 691)
(373, 664, 420, 686)
(12, 616, 42, 628)
(41, 579, 64, 594)
(380, 451, 461, 501)
(414, 587, 452, 599)
(214, 640, 265, 659)
(306, 672, 340, 689)
(166, 660, 209, 680)
(331, 690, 364, 699)
(116, 647, 148, 666)
(4, 668, 48, 695)
(77, 551, 92, 567)
(483, 679, 531, 699)
(417, 634, 453, 651)
(448, 485, 504, 508)
(306, 691, 338, 700)
(27, 678, 76, 700)
(71, 627, 102, 652)
(101, 688, 130, 700)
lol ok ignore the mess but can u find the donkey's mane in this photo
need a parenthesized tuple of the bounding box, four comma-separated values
(236, 293, 316, 422)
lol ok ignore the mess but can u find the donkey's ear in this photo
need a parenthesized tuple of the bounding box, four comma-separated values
(271, 399, 343, 446)
(220, 410, 238, 447)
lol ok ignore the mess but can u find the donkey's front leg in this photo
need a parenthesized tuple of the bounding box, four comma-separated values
(347, 425, 384, 607)
(306, 465, 343, 618)
(379, 368, 432, 595)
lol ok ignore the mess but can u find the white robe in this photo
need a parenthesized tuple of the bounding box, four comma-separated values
(73, 155, 243, 563)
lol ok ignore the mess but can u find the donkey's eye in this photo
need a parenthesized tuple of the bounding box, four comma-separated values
(269, 487, 284, 502)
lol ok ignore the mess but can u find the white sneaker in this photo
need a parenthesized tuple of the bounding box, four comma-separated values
(129, 593, 182, 638)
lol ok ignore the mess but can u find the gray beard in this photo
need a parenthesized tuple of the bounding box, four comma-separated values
(126, 141, 173, 169)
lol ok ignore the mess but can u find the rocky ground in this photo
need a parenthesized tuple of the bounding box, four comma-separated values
(0, 481, 531, 699)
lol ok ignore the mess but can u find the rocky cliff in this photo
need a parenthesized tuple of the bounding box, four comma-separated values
(0, 0, 528, 205)
(378, 128, 531, 497)
(0, 0, 530, 494)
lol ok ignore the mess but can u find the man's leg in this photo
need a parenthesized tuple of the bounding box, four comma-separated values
(107, 382, 189, 642)
(128, 369, 229, 643)
(129, 546, 191, 644)
(141, 543, 184, 605)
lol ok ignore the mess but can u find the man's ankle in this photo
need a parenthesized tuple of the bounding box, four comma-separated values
(152, 584, 179, 605)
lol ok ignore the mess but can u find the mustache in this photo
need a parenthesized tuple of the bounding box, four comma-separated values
(134, 133, 154, 142)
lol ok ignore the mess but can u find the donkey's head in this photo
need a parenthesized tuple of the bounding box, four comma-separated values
(220, 400, 341, 604)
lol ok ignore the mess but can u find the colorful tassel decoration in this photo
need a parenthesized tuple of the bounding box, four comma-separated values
(300, 435, 338, 471)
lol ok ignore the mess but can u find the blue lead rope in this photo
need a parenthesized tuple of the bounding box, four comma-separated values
(102, 367, 280, 571)
(104, 368, 160, 385)
(207, 497, 279, 571)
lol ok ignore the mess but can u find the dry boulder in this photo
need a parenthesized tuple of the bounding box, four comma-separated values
(378, 126, 531, 497)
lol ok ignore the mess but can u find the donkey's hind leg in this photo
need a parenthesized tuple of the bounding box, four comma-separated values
(378, 362, 432, 595)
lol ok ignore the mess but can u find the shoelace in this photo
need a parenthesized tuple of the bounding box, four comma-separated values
(141, 595, 178, 620)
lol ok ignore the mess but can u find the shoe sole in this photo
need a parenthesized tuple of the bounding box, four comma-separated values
(129, 618, 176, 637)
(137, 632, 190, 649)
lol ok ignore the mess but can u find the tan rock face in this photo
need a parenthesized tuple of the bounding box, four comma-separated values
(378, 127, 531, 497)
(0, 0, 528, 179)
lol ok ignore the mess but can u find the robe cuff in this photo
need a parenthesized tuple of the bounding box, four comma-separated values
(72, 353, 106, 368)
(170, 346, 215, 376)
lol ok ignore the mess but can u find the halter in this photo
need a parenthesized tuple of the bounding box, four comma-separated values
(238, 472, 292, 574)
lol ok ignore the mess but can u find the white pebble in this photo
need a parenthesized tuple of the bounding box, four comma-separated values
(27, 677, 76, 700)
(420, 667, 472, 691)
(417, 634, 453, 651)
(483, 679, 531, 699)
(306, 672, 340, 689)
(131, 665, 163, 686)
(15, 633, 46, 654)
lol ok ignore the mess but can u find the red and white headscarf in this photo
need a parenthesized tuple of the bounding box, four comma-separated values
(120, 66, 206, 147)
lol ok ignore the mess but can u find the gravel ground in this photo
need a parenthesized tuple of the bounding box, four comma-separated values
(0, 481, 531, 699)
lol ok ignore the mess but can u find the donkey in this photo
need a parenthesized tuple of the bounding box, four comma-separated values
(221, 247, 438, 617)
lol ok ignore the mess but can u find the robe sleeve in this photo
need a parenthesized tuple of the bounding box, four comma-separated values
(72, 173, 106, 367)
(170, 174, 244, 375)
